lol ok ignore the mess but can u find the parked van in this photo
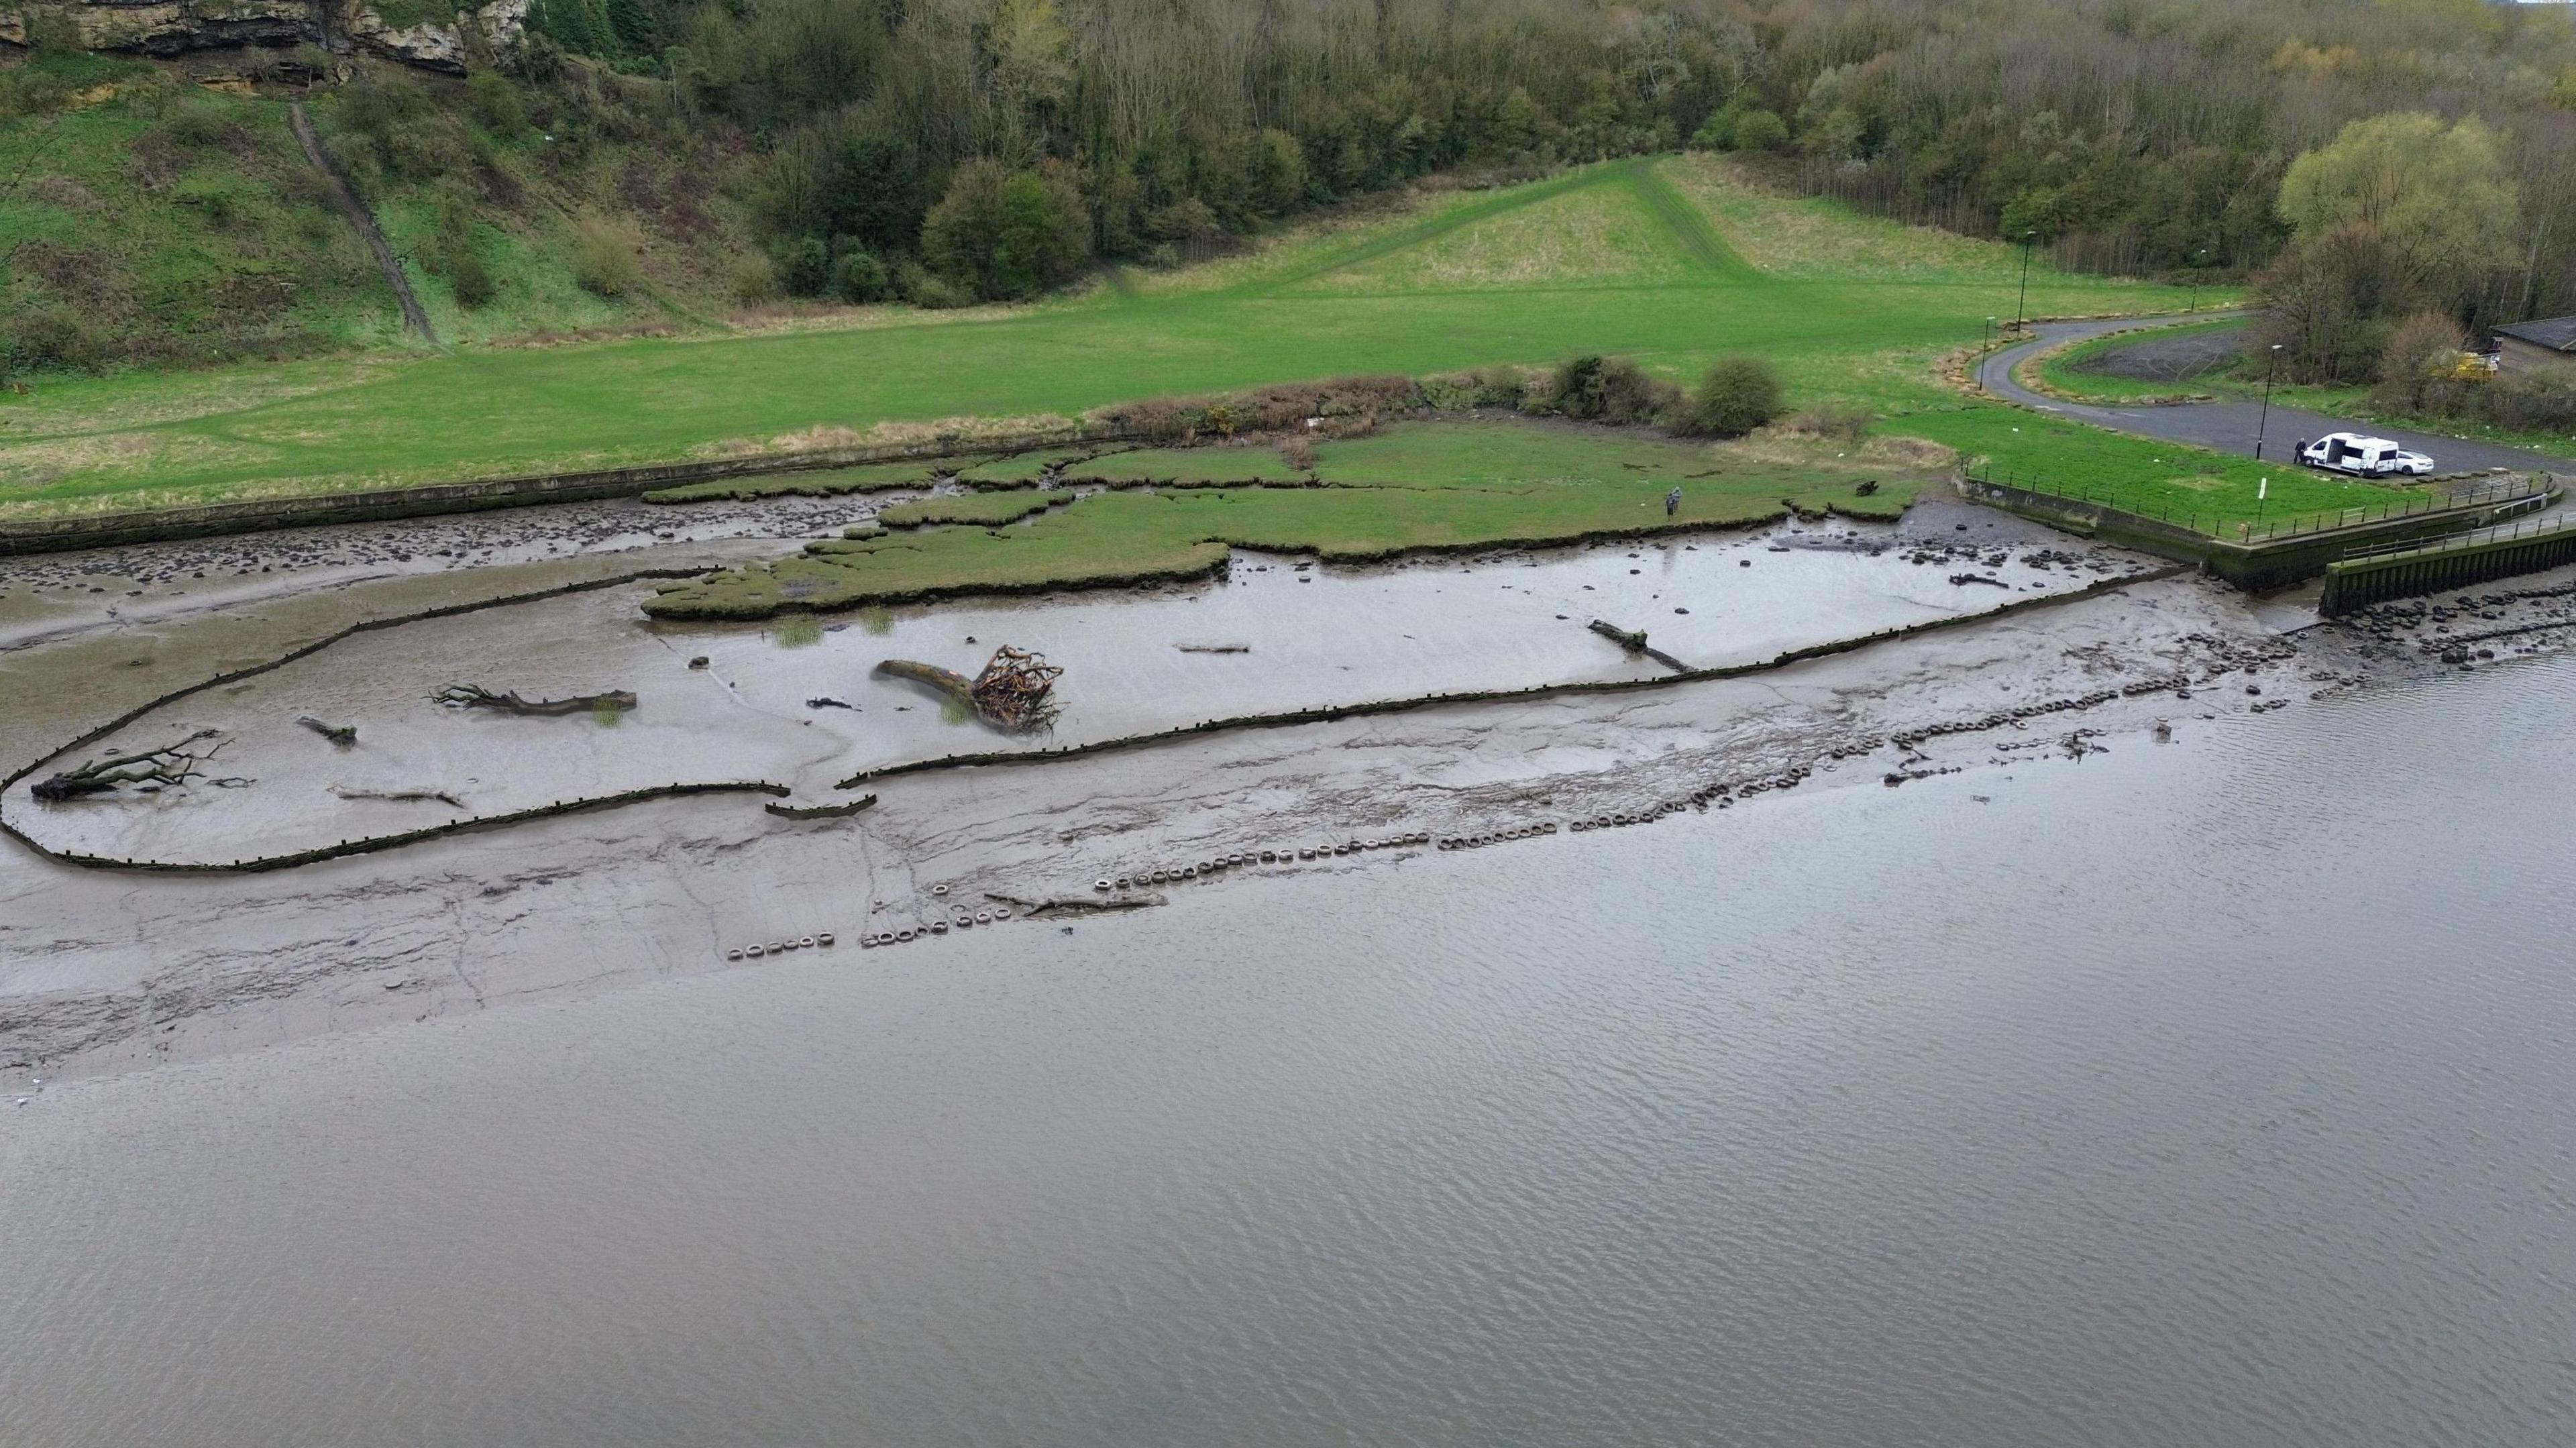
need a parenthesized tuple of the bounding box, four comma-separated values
(2296, 432, 2434, 478)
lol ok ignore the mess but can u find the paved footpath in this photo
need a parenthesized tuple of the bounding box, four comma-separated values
(1976, 314, 2571, 482)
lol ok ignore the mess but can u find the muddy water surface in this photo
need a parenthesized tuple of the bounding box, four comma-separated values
(2, 655, 2571, 1447)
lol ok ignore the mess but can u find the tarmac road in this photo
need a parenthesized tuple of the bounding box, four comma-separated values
(1976, 313, 2571, 480)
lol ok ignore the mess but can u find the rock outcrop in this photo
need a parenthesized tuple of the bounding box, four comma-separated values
(0, 0, 529, 75)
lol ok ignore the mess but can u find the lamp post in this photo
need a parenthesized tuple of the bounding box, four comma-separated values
(2190, 247, 2209, 313)
(2015, 231, 2037, 335)
(2255, 342, 2283, 461)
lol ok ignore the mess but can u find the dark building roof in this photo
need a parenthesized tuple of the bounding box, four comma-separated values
(2494, 317, 2576, 353)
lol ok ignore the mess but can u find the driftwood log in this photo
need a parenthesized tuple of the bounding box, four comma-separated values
(1587, 618, 1690, 673)
(331, 785, 465, 808)
(874, 645, 1063, 732)
(435, 684, 639, 716)
(32, 730, 227, 802)
(299, 716, 358, 747)
(765, 793, 877, 820)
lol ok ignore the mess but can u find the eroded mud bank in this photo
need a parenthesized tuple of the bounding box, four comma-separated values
(7, 503, 2125, 867)
(4, 495, 2570, 1083)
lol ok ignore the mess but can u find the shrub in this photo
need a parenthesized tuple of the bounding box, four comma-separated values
(730, 252, 780, 304)
(826, 244, 890, 304)
(1731, 109, 1789, 154)
(773, 233, 829, 295)
(920, 158, 1090, 301)
(1781, 402, 1874, 443)
(448, 247, 498, 308)
(1546, 355, 1679, 424)
(467, 72, 527, 135)
(896, 260, 973, 309)
(4, 304, 113, 372)
(571, 215, 643, 298)
(2371, 311, 2469, 414)
(1672, 357, 1783, 437)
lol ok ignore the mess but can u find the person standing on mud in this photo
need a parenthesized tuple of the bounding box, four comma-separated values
(1665, 486, 1682, 518)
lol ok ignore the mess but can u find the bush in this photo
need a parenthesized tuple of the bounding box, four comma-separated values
(896, 259, 973, 310)
(2372, 311, 2469, 413)
(571, 215, 643, 298)
(467, 72, 527, 135)
(826, 244, 890, 304)
(1546, 355, 1679, 424)
(1730, 109, 1788, 154)
(773, 233, 830, 295)
(3, 304, 113, 372)
(729, 252, 780, 304)
(920, 159, 1090, 301)
(447, 247, 498, 308)
(1782, 402, 1874, 443)
(1671, 356, 1783, 437)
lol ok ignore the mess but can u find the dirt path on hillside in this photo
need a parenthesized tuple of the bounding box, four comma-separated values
(288, 101, 438, 347)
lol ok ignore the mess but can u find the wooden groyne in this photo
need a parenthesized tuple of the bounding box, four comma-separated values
(2319, 515, 2576, 617)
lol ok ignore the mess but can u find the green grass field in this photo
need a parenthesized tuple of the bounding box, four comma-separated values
(4, 154, 2254, 520)
(645, 417, 1918, 618)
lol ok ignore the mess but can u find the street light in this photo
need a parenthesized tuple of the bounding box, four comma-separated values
(2255, 342, 2283, 461)
(2015, 231, 2037, 335)
(2190, 247, 2209, 313)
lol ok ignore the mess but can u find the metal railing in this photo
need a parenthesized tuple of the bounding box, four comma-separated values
(2336, 510, 2576, 567)
(1966, 465, 2550, 545)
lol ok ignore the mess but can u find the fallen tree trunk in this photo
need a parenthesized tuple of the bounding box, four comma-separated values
(32, 730, 226, 802)
(299, 716, 358, 748)
(875, 645, 1063, 732)
(1587, 618, 1690, 673)
(435, 684, 638, 716)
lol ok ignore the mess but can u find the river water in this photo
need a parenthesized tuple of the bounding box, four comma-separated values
(3, 650, 2571, 1446)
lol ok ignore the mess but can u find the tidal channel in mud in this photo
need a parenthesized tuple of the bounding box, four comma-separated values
(3, 653, 2572, 1447)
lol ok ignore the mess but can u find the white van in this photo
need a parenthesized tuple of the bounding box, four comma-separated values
(2296, 432, 2434, 478)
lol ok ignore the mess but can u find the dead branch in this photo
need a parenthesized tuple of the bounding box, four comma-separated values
(32, 730, 227, 802)
(299, 716, 358, 747)
(435, 684, 638, 716)
(331, 785, 465, 808)
(1175, 642, 1252, 654)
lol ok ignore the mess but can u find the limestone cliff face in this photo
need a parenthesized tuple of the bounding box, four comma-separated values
(0, 0, 529, 74)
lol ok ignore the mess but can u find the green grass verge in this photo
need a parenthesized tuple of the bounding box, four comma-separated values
(644, 419, 1919, 618)
(877, 488, 1075, 527)
(2030, 318, 2246, 404)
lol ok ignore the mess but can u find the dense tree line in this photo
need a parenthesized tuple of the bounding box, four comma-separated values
(497, 0, 2576, 326)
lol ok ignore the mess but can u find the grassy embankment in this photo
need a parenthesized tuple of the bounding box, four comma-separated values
(644, 418, 1919, 618)
(0, 50, 753, 372)
(7, 154, 2292, 515)
(5, 146, 2436, 575)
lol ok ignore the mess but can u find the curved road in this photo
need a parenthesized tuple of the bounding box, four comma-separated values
(1976, 314, 2568, 480)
